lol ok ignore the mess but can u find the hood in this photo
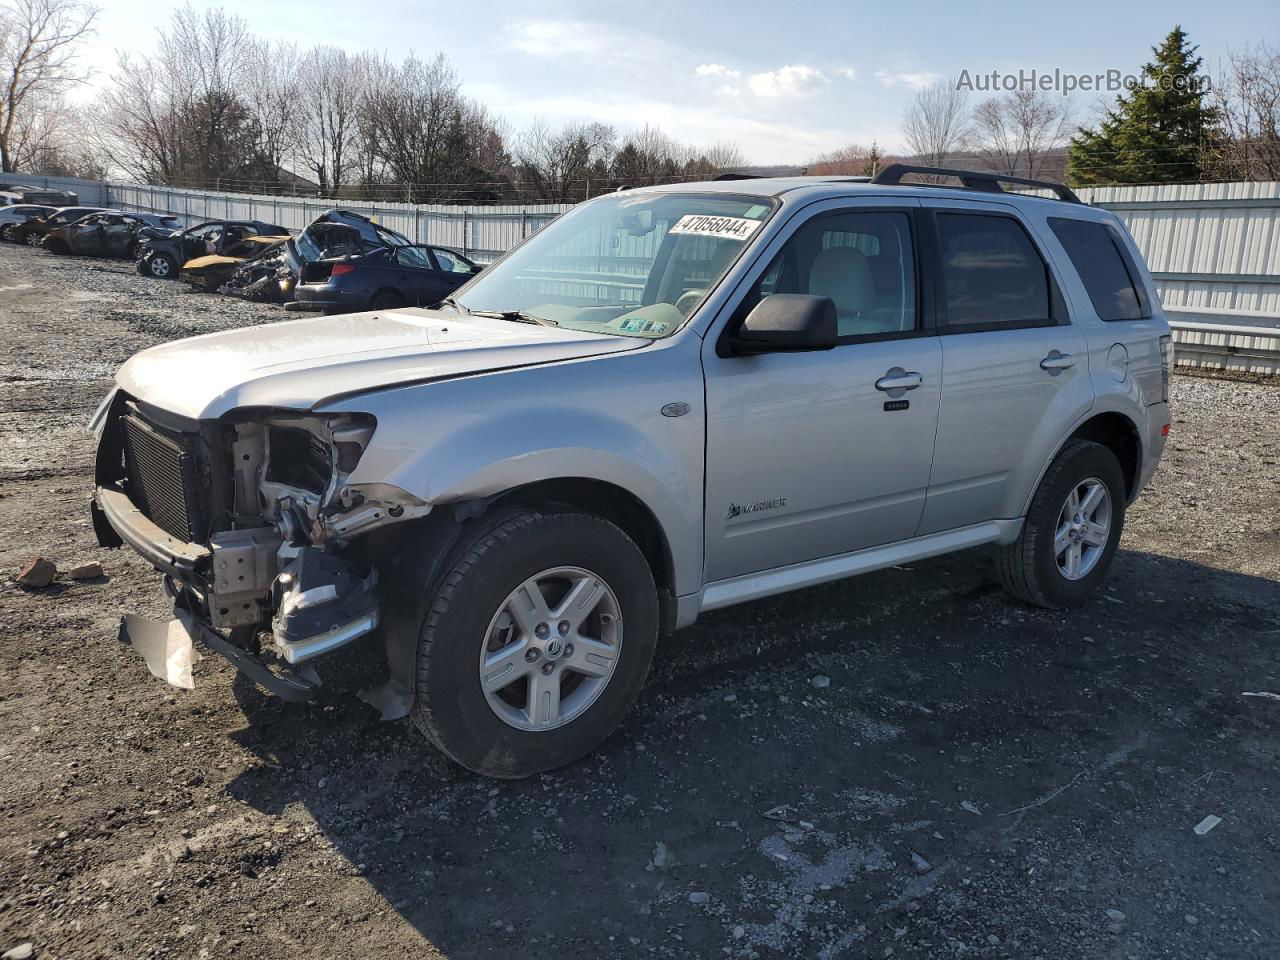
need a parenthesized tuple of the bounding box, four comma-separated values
(182, 254, 242, 270)
(116, 308, 644, 419)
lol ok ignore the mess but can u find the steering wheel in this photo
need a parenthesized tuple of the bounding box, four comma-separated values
(675, 288, 705, 316)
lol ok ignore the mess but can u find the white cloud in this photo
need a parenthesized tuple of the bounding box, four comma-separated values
(748, 64, 826, 98)
(835, 66, 858, 81)
(874, 70, 941, 90)
(695, 63, 742, 80)
(505, 20, 609, 57)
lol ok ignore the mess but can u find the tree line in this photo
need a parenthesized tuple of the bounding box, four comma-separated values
(813, 27, 1280, 186)
(2, 3, 743, 200)
(3, 5, 1278, 195)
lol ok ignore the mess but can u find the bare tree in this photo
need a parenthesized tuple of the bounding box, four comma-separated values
(1214, 43, 1280, 180)
(515, 119, 615, 201)
(295, 45, 368, 194)
(809, 141, 888, 176)
(902, 79, 970, 167)
(93, 5, 264, 186)
(360, 52, 503, 202)
(241, 39, 300, 188)
(972, 90, 1072, 179)
(0, 0, 97, 171)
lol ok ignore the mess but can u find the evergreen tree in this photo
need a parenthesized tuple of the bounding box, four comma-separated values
(1067, 26, 1222, 184)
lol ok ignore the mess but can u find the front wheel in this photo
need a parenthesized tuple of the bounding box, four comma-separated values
(997, 440, 1126, 608)
(24, 232, 42, 247)
(145, 253, 177, 278)
(412, 510, 659, 778)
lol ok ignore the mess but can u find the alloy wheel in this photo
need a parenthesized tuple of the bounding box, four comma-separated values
(1055, 478, 1112, 580)
(478, 566, 623, 731)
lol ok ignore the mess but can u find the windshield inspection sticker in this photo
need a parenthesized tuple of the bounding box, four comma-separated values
(669, 215, 762, 241)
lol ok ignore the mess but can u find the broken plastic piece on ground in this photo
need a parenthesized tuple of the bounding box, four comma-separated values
(762, 804, 801, 822)
(119, 613, 202, 689)
(1193, 814, 1223, 835)
(1241, 691, 1280, 702)
(358, 680, 413, 721)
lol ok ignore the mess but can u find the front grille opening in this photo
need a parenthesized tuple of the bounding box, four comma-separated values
(121, 414, 206, 542)
(266, 426, 332, 493)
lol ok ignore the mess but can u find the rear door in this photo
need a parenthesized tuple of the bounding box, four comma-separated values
(916, 200, 1093, 534)
(101, 215, 135, 257)
(69, 214, 106, 255)
(394, 245, 438, 305)
(702, 199, 943, 582)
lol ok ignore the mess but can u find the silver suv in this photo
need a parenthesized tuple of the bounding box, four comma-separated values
(92, 165, 1173, 778)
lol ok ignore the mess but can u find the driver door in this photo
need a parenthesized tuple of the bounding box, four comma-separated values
(702, 199, 942, 582)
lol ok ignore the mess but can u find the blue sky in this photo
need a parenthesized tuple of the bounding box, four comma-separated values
(82, 0, 1275, 164)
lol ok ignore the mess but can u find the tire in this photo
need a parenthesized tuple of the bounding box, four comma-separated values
(997, 440, 1126, 609)
(146, 253, 177, 279)
(0, 225, 12, 242)
(24, 232, 42, 247)
(45, 238, 68, 255)
(412, 510, 659, 778)
(370, 289, 404, 310)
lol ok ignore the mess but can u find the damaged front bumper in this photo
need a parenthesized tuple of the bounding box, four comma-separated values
(91, 392, 428, 703)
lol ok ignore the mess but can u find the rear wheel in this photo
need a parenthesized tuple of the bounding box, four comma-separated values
(997, 440, 1126, 608)
(412, 510, 659, 778)
(370, 289, 404, 310)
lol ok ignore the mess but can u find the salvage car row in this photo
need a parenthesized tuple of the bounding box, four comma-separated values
(0, 203, 481, 313)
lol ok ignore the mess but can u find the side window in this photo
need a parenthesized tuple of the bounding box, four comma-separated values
(936, 213, 1051, 329)
(431, 247, 472, 274)
(1048, 218, 1145, 321)
(742, 210, 918, 339)
(396, 246, 432, 269)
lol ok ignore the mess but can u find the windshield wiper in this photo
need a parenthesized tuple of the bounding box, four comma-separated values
(469, 309, 558, 326)
(438, 296, 469, 313)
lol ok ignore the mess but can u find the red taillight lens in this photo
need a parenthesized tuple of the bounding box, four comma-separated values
(330, 262, 356, 276)
(1161, 423, 1171, 437)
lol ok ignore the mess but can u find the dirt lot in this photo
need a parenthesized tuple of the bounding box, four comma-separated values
(1, 241, 1278, 960)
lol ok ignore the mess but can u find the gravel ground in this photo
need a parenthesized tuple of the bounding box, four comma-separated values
(1, 242, 1278, 960)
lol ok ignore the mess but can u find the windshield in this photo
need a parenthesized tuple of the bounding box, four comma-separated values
(453, 191, 775, 338)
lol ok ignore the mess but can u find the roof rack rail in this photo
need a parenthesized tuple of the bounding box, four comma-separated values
(713, 172, 764, 181)
(870, 163, 1082, 204)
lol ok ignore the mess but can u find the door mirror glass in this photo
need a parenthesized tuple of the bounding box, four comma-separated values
(733, 294, 837, 354)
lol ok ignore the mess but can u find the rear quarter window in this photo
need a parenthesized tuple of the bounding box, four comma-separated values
(1048, 218, 1146, 321)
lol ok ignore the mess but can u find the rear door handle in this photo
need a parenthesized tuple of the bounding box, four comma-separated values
(875, 370, 923, 392)
(1040, 352, 1075, 372)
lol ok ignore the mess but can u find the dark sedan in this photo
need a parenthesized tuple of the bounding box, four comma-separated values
(10, 206, 111, 246)
(294, 243, 480, 312)
(44, 211, 183, 259)
(136, 218, 291, 279)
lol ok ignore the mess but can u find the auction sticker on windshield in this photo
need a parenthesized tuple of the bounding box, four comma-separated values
(669, 215, 763, 241)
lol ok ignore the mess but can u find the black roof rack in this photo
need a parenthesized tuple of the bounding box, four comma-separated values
(713, 172, 764, 181)
(870, 163, 1082, 204)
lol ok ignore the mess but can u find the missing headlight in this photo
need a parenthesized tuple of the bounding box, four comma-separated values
(266, 426, 331, 493)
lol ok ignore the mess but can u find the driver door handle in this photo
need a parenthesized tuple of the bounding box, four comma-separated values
(1040, 352, 1076, 371)
(875, 371, 923, 391)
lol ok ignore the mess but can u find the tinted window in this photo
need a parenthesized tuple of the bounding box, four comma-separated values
(432, 247, 473, 274)
(744, 210, 917, 338)
(396, 246, 432, 269)
(1049, 218, 1144, 321)
(936, 213, 1050, 328)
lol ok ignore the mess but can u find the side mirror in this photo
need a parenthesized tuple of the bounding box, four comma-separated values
(732, 294, 837, 354)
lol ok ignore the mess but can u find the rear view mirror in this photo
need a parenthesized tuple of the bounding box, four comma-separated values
(732, 294, 837, 354)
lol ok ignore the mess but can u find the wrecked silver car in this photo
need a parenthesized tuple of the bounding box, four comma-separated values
(92, 174, 1170, 780)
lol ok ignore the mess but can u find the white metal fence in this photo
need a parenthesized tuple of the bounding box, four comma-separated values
(9, 171, 1280, 363)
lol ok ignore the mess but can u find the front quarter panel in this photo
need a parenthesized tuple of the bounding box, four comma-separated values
(321, 333, 708, 596)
